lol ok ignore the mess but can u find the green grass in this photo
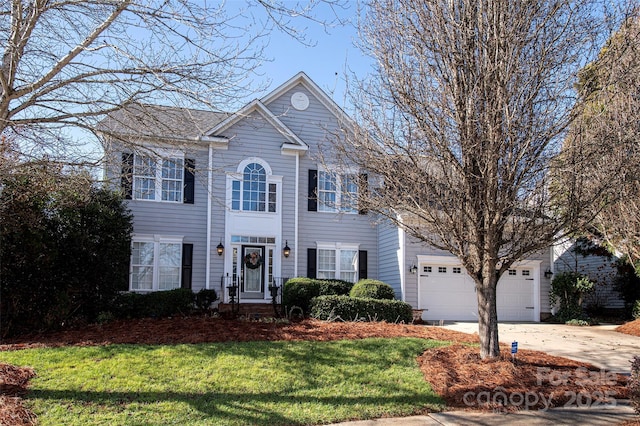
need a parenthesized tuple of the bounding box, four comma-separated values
(1, 338, 446, 425)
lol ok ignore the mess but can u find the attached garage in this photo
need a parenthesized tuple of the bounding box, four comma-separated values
(417, 256, 540, 322)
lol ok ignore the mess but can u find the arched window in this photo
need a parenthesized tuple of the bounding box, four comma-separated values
(231, 161, 277, 212)
(242, 163, 266, 211)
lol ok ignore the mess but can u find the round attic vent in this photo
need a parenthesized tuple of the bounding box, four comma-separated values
(291, 92, 309, 111)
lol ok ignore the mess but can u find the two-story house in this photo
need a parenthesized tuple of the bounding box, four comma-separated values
(100, 72, 554, 322)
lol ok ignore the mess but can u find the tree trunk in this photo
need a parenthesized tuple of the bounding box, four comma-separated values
(476, 276, 500, 359)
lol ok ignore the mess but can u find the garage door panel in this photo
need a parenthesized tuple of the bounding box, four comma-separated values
(419, 269, 477, 321)
(497, 271, 534, 321)
(419, 265, 535, 321)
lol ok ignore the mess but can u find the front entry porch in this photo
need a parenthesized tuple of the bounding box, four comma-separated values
(218, 274, 288, 318)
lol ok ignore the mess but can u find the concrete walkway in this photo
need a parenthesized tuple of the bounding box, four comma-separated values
(329, 322, 640, 425)
(440, 322, 640, 373)
(329, 404, 635, 425)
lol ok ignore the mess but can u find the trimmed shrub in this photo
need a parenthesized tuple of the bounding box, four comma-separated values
(310, 295, 413, 323)
(282, 277, 321, 314)
(283, 278, 355, 315)
(349, 279, 395, 300)
(112, 289, 195, 319)
(318, 279, 354, 296)
(195, 289, 218, 313)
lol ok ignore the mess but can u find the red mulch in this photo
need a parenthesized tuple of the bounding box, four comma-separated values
(420, 344, 628, 412)
(617, 318, 640, 337)
(0, 364, 37, 426)
(0, 317, 631, 425)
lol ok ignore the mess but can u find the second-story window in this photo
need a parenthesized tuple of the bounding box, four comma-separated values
(132, 154, 184, 202)
(231, 161, 277, 213)
(318, 170, 358, 213)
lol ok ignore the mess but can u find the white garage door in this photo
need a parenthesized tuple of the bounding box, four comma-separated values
(419, 265, 535, 321)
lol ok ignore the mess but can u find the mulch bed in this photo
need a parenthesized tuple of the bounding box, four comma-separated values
(0, 364, 37, 426)
(420, 344, 628, 412)
(0, 317, 632, 425)
(617, 318, 640, 338)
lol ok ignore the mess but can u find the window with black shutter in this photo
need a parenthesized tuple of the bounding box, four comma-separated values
(358, 250, 368, 280)
(308, 169, 318, 211)
(307, 248, 317, 278)
(121, 152, 133, 199)
(184, 159, 195, 204)
(181, 243, 193, 289)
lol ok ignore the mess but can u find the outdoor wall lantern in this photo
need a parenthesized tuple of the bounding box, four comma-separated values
(216, 241, 224, 256)
(283, 240, 291, 258)
(544, 269, 554, 279)
(410, 264, 418, 274)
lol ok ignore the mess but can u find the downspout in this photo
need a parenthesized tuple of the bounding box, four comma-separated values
(294, 153, 300, 277)
(205, 143, 213, 289)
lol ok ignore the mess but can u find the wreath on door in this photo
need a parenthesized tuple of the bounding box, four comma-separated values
(244, 252, 262, 269)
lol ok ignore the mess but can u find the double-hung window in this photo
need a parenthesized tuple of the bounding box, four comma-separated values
(131, 236, 183, 291)
(123, 153, 186, 203)
(317, 170, 358, 213)
(317, 244, 359, 282)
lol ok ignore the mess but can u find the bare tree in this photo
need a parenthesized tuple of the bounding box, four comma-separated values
(334, 0, 634, 358)
(0, 0, 346, 167)
(569, 15, 640, 271)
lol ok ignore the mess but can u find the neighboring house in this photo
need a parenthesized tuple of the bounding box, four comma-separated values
(552, 237, 624, 313)
(99, 71, 554, 322)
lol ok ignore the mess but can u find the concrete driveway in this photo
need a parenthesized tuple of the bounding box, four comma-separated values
(440, 322, 640, 374)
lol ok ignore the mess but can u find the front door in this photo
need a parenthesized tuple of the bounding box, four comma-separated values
(241, 245, 264, 298)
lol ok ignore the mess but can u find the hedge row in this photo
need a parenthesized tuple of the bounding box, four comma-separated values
(111, 288, 218, 319)
(310, 295, 414, 323)
(282, 278, 354, 314)
(349, 279, 396, 300)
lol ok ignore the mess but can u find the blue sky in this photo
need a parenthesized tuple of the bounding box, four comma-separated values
(237, 1, 373, 111)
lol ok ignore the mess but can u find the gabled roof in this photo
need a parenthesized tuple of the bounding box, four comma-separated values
(204, 99, 308, 149)
(97, 103, 228, 142)
(97, 72, 349, 150)
(260, 71, 354, 126)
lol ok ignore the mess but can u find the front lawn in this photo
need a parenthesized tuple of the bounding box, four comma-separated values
(0, 337, 446, 425)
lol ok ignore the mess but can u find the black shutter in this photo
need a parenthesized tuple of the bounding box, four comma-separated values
(181, 243, 193, 289)
(122, 153, 133, 199)
(358, 173, 368, 215)
(308, 169, 318, 211)
(307, 248, 317, 278)
(184, 158, 195, 204)
(358, 250, 368, 280)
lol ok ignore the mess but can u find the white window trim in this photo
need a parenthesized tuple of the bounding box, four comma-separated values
(316, 165, 360, 214)
(227, 158, 282, 214)
(316, 242, 360, 281)
(130, 234, 184, 291)
(132, 150, 185, 203)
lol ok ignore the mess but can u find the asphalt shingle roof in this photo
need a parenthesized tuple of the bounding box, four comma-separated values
(97, 103, 229, 141)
